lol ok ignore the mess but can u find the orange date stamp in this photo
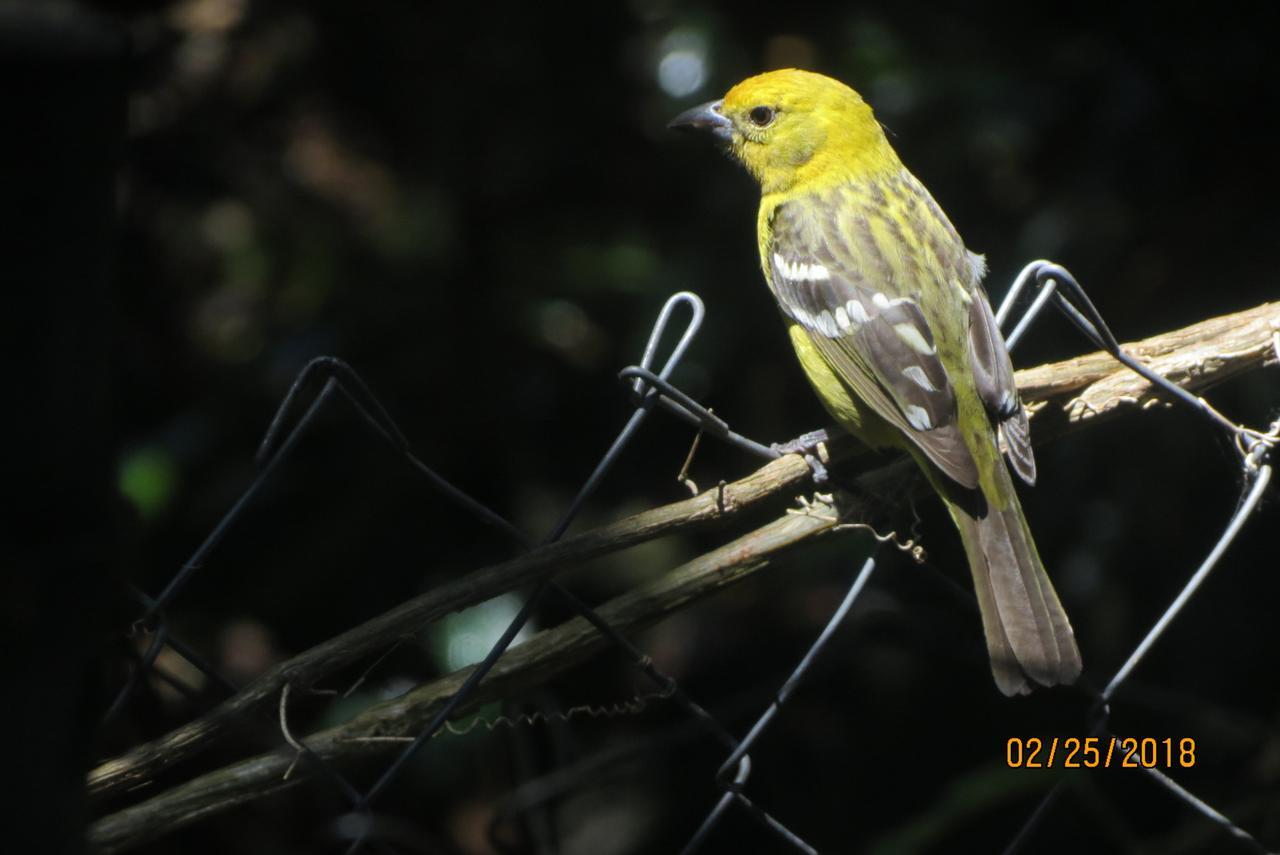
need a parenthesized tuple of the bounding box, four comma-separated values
(1006, 736, 1196, 769)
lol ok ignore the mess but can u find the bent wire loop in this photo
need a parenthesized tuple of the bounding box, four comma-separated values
(996, 259, 1273, 459)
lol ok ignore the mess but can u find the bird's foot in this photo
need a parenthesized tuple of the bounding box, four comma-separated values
(772, 428, 833, 484)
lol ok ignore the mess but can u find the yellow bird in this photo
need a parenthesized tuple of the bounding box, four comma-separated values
(672, 69, 1081, 694)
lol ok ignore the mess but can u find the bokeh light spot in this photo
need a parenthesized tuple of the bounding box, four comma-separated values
(118, 447, 179, 521)
(656, 29, 709, 98)
(658, 50, 706, 98)
(429, 593, 534, 673)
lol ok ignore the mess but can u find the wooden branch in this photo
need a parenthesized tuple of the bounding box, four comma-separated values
(90, 492, 861, 853)
(88, 301, 1279, 852)
(87, 452, 815, 801)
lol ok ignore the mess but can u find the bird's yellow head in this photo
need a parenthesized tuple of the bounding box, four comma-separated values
(670, 69, 899, 195)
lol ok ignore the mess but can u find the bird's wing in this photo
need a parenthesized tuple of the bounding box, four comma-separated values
(767, 195, 979, 489)
(966, 280, 1036, 485)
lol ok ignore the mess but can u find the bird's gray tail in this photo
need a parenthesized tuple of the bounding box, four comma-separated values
(943, 465, 1082, 696)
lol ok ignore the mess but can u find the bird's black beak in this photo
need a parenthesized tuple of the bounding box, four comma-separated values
(668, 99, 732, 141)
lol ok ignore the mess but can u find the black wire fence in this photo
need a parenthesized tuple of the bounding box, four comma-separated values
(89, 263, 1279, 854)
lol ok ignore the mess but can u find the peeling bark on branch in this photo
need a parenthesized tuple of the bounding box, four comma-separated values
(1017, 301, 1279, 431)
(88, 301, 1280, 853)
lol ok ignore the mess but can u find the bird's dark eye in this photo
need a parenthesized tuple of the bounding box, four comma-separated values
(749, 105, 775, 127)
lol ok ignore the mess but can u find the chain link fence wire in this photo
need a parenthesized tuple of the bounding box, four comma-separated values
(91, 264, 1279, 854)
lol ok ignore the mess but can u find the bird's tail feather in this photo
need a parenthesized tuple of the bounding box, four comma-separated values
(942, 466, 1082, 696)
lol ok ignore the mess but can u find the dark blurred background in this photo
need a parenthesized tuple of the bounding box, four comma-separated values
(10, 0, 1280, 853)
